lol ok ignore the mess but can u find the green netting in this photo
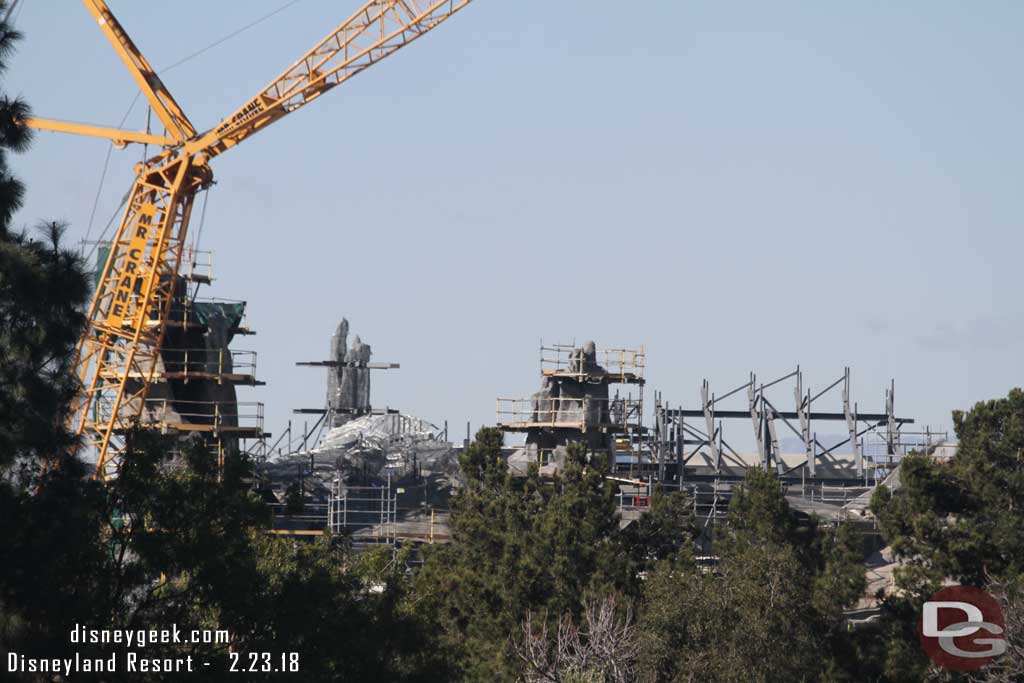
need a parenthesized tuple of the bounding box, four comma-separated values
(94, 243, 245, 341)
(94, 245, 111, 288)
(192, 302, 246, 345)
(191, 302, 245, 328)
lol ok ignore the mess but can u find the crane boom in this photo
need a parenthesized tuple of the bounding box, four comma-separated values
(81, 0, 196, 142)
(28, 0, 476, 477)
(187, 0, 471, 159)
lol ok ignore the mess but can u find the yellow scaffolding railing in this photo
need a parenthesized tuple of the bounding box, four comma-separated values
(98, 398, 265, 436)
(179, 246, 214, 283)
(539, 343, 645, 383)
(496, 396, 643, 431)
(99, 348, 258, 384)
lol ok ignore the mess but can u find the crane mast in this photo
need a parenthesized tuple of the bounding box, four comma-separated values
(28, 0, 473, 478)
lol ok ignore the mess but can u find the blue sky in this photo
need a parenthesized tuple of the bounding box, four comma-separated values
(7, 1, 1023, 448)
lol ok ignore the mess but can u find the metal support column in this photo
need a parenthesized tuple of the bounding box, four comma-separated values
(795, 369, 814, 478)
(843, 367, 863, 477)
(748, 374, 766, 468)
(702, 381, 720, 473)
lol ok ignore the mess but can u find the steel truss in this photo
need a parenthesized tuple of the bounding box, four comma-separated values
(652, 367, 931, 481)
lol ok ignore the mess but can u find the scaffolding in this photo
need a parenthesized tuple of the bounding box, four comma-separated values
(498, 340, 648, 473)
(328, 476, 397, 546)
(99, 348, 262, 385)
(613, 479, 732, 533)
(179, 246, 214, 285)
(651, 366, 932, 483)
(540, 343, 646, 384)
(496, 396, 643, 432)
(161, 297, 254, 335)
(85, 241, 267, 479)
(129, 398, 265, 436)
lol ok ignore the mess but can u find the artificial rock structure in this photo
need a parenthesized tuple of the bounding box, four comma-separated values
(261, 318, 457, 540)
(96, 246, 265, 469)
(327, 318, 372, 428)
(498, 341, 646, 474)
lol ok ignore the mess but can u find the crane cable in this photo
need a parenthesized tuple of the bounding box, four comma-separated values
(160, 0, 302, 73)
(81, 89, 141, 263)
(188, 186, 211, 302)
(2, 0, 23, 24)
(81, 0, 304, 263)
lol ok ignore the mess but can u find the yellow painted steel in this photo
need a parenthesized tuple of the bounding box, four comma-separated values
(25, 117, 173, 147)
(81, 0, 196, 142)
(31, 0, 474, 478)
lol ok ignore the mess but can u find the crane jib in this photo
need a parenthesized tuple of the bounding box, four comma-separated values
(107, 203, 157, 328)
(215, 98, 266, 138)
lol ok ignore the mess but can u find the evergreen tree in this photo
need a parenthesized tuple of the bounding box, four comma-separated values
(411, 429, 632, 682)
(622, 486, 697, 571)
(873, 388, 1024, 589)
(0, 6, 88, 469)
(638, 467, 866, 683)
(868, 388, 1024, 681)
(0, 10, 98, 665)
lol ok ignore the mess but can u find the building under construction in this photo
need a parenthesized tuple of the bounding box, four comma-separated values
(21, 0, 950, 534)
(487, 340, 955, 549)
(258, 319, 457, 545)
(498, 341, 646, 475)
(86, 244, 268, 474)
(13, 0, 984, 647)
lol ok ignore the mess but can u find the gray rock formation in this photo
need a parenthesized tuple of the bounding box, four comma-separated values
(569, 340, 605, 378)
(327, 319, 373, 428)
(529, 341, 610, 426)
(518, 340, 616, 470)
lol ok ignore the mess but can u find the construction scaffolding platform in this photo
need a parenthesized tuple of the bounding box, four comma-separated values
(496, 396, 643, 432)
(99, 348, 263, 386)
(106, 295, 251, 334)
(328, 478, 397, 545)
(176, 247, 214, 284)
(108, 398, 268, 438)
(144, 319, 255, 335)
(166, 297, 254, 334)
(540, 343, 645, 384)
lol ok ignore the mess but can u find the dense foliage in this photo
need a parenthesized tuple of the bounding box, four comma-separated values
(869, 388, 1024, 681)
(409, 432, 637, 680)
(636, 468, 865, 683)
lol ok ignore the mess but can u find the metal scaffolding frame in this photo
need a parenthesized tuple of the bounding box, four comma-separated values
(328, 475, 397, 546)
(652, 367, 928, 480)
(539, 343, 646, 384)
(498, 340, 648, 470)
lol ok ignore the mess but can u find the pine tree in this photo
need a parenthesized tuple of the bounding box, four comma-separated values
(638, 467, 867, 682)
(868, 388, 1024, 681)
(412, 429, 632, 682)
(0, 9, 100, 664)
(0, 10, 88, 469)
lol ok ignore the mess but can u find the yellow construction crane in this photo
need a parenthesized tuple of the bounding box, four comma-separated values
(27, 0, 473, 478)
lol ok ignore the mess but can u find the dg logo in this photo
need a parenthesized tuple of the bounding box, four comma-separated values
(919, 585, 1007, 671)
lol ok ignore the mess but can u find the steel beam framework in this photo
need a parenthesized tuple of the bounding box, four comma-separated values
(652, 367, 922, 481)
